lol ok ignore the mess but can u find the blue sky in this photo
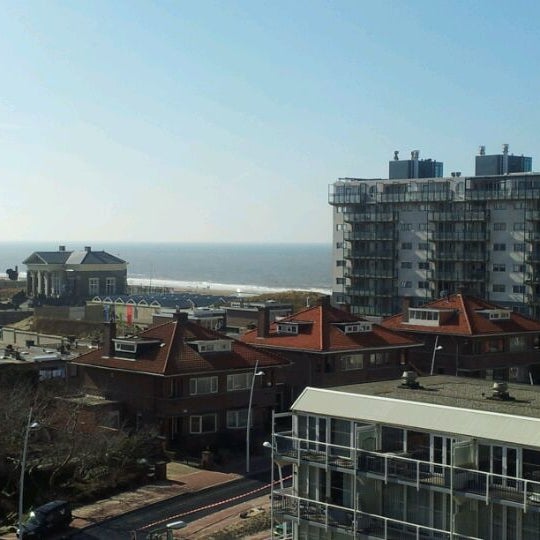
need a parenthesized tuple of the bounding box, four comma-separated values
(0, 1, 539, 243)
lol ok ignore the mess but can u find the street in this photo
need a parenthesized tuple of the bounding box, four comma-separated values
(68, 475, 270, 540)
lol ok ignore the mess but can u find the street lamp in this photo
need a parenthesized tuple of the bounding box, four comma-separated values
(246, 360, 265, 473)
(18, 408, 39, 540)
(430, 335, 443, 375)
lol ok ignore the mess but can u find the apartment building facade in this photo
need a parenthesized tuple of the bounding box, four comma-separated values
(269, 376, 540, 540)
(329, 145, 540, 318)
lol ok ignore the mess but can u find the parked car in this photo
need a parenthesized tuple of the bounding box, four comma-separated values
(17, 500, 72, 539)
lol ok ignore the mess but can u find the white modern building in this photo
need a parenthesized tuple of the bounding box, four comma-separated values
(329, 145, 540, 318)
(269, 375, 540, 539)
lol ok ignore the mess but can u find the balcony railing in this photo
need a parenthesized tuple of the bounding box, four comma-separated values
(345, 269, 397, 279)
(428, 251, 488, 262)
(342, 212, 396, 222)
(428, 231, 489, 242)
(274, 492, 482, 540)
(274, 434, 540, 512)
(526, 210, 540, 221)
(526, 231, 540, 242)
(343, 248, 396, 260)
(429, 211, 490, 222)
(344, 231, 397, 241)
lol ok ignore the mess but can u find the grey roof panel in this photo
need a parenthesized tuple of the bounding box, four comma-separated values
(291, 382, 540, 449)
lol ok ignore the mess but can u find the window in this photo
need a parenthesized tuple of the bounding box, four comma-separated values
(336, 260, 345, 267)
(494, 203, 506, 210)
(514, 243, 526, 252)
(88, 277, 99, 296)
(494, 223, 506, 231)
(400, 281, 412, 288)
(418, 262, 429, 270)
(493, 243, 506, 251)
(336, 242, 343, 249)
(369, 352, 389, 366)
(418, 281, 429, 289)
(515, 202, 526, 210)
(400, 223, 413, 231)
(340, 354, 364, 371)
(190, 414, 217, 433)
(227, 372, 253, 391)
(189, 376, 218, 395)
(513, 264, 526, 273)
(493, 284, 506, 293)
(418, 242, 429, 250)
(493, 264, 506, 272)
(513, 285, 526, 294)
(401, 242, 412, 250)
(401, 261, 412, 269)
(336, 277, 345, 285)
(226, 409, 249, 428)
(513, 223, 525, 231)
(336, 224, 345, 231)
(509, 336, 527, 352)
(418, 223, 428, 231)
(105, 277, 116, 295)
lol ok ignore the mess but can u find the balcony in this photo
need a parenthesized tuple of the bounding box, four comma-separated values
(431, 271, 488, 282)
(526, 231, 540, 242)
(274, 433, 540, 512)
(429, 251, 488, 262)
(274, 492, 483, 540)
(346, 287, 395, 297)
(428, 231, 489, 242)
(344, 231, 397, 241)
(345, 269, 397, 279)
(429, 211, 489, 222)
(342, 212, 396, 222)
(527, 253, 540, 263)
(343, 248, 395, 260)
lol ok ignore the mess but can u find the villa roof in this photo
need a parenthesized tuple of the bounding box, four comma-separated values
(382, 293, 540, 336)
(72, 319, 289, 376)
(24, 249, 125, 266)
(240, 302, 421, 352)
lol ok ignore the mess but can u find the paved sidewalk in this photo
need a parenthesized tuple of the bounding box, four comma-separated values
(2, 457, 271, 540)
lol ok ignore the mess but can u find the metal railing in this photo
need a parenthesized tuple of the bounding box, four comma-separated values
(428, 231, 489, 242)
(273, 434, 540, 511)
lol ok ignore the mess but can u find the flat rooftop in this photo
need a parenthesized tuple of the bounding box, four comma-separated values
(291, 376, 540, 447)
(332, 375, 540, 419)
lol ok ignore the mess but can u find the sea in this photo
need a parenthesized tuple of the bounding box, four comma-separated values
(0, 242, 333, 296)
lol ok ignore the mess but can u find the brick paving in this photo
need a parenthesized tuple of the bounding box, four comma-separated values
(1, 458, 271, 540)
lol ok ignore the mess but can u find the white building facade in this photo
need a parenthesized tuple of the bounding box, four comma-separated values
(329, 147, 540, 318)
(270, 376, 540, 539)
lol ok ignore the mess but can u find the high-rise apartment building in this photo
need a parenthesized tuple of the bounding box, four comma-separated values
(329, 145, 539, 318)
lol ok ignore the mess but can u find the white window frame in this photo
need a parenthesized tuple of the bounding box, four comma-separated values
(88, 277, 99, 296)
(105, 277, 116, 295)
(226, 409, 250, 429)
(189, 376, 218, 395)
(227, 372, 253, 391)
(190, 413, 217, 434)
(341, 354, 364, 371)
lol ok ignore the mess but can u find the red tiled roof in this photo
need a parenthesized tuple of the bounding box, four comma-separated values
(73, 320, 289, 375)
(382, 293, 540, 336)
(240, 303, 420, 352)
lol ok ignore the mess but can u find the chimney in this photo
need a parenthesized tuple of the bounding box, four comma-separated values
(59, 245, 66, 252)
(103, 320, 116, 358)
(402, 296, 411, 323)
(257, 307, 270, 338)
(85, 246, 92, 252)
(172, 310, 189, 324)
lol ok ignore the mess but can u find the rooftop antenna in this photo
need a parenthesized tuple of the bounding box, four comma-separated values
(393, 150, 399, 161)
(479, 145, 486, 156)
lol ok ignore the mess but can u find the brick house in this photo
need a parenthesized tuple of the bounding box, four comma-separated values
(70, 313, 289, 456)
(239, 298, 422, 408)
(381, 293, 540, 382)
(24, 245, 127, 302)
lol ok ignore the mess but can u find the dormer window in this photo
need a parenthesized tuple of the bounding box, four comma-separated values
(113, 338, 162, 360)
(407, 308, 455, 326)
(334, 321, 373, 334)
(190, 340, 232, 353)
(276, 323, 299, 335)
(476, 309, 511, 321)
(276, 320, 312, 335)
